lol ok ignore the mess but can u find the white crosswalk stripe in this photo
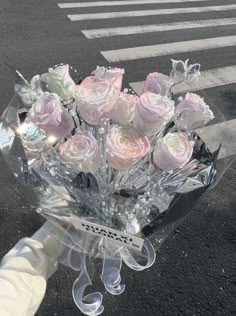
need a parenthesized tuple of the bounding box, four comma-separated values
(101, 35, 236, 62)
(82, 17, 236, 38)
(130, 65, 236, 96)
(196, 119, 236, 160)
(68, 4, 236, 21)
(58, 0, 212, 9)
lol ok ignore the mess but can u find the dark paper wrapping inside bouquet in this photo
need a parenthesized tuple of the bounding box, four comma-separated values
(142, 186, 208, 250)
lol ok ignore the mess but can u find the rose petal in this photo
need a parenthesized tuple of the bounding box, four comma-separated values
(142, 72, 171, 96)
(93, 66, 124, 91)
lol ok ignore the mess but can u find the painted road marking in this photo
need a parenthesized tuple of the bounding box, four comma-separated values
(82, 18, 236, 38)
(101, 35, 236, 62)
(58, 0, 212, 9)
(68, 4, 236, 21)
(196, 119, 236, 160)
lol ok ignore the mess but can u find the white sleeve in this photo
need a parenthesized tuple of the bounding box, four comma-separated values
(0, 222, 62, 316)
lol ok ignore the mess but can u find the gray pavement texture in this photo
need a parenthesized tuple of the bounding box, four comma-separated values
(0, 0, 235, 315)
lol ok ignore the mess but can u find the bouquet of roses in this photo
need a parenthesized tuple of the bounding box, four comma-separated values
(0, 59, 228, 315)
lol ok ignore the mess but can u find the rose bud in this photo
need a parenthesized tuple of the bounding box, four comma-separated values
(142, 72, 172, 96)
(59, 131, 101, 173)
(93, 66, 125, 91)
(27, 92, 74, 138)
(133, 92, 174, 136)
(74, 76, 119, 126)
(42, 64, 76, 99)
(111, 92, 139, 125)
(175, 92, 214, 131)
(153, 132, 193, 171)
(106, 125, 150, 171)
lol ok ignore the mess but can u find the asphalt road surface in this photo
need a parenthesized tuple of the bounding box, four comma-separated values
(0, 0, 236, 315)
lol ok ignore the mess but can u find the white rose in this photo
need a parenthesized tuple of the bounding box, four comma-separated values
(133, 92, 174, 136)
(111, 92, 139, 125)
(59, 131, 101, 173)
(106, 125, 150, 170)
(175, 92, 214, 130)
(153, 132, 193, 171)
(42, 64, 76, 99)
(75, 76, 119, 126)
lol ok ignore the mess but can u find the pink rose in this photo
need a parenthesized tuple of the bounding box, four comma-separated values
(153, 132, 193, 171)
(133, 92, 174, 136)
(111, 92, 139, 125)
(59, 131, 101, 173)
(74, 76, 119, 126)
(142, 72, 172, 96)
(27, 93, 74, 138)
(106, 125, 150, 171)
(42, 64, 76, 99)
(93, 66, 124, 91)
(175, 92, 214, 130)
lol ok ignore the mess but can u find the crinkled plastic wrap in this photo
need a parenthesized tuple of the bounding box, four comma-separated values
(0, 70, 235, 316)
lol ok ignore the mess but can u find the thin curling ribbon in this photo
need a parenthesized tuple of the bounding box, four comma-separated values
(65, 232, 105, 316)
(120, 238, 156, 271)
(72, 253, 104, 316)
(66, 244, 83, 271)
(100, 241, 125, 295)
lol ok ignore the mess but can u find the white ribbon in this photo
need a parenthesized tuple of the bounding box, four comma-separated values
(120, 238, 156, 271)
(72, 254, 104, 316)
(61, 234, 156, 316)
(101, 241, 125, 295)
